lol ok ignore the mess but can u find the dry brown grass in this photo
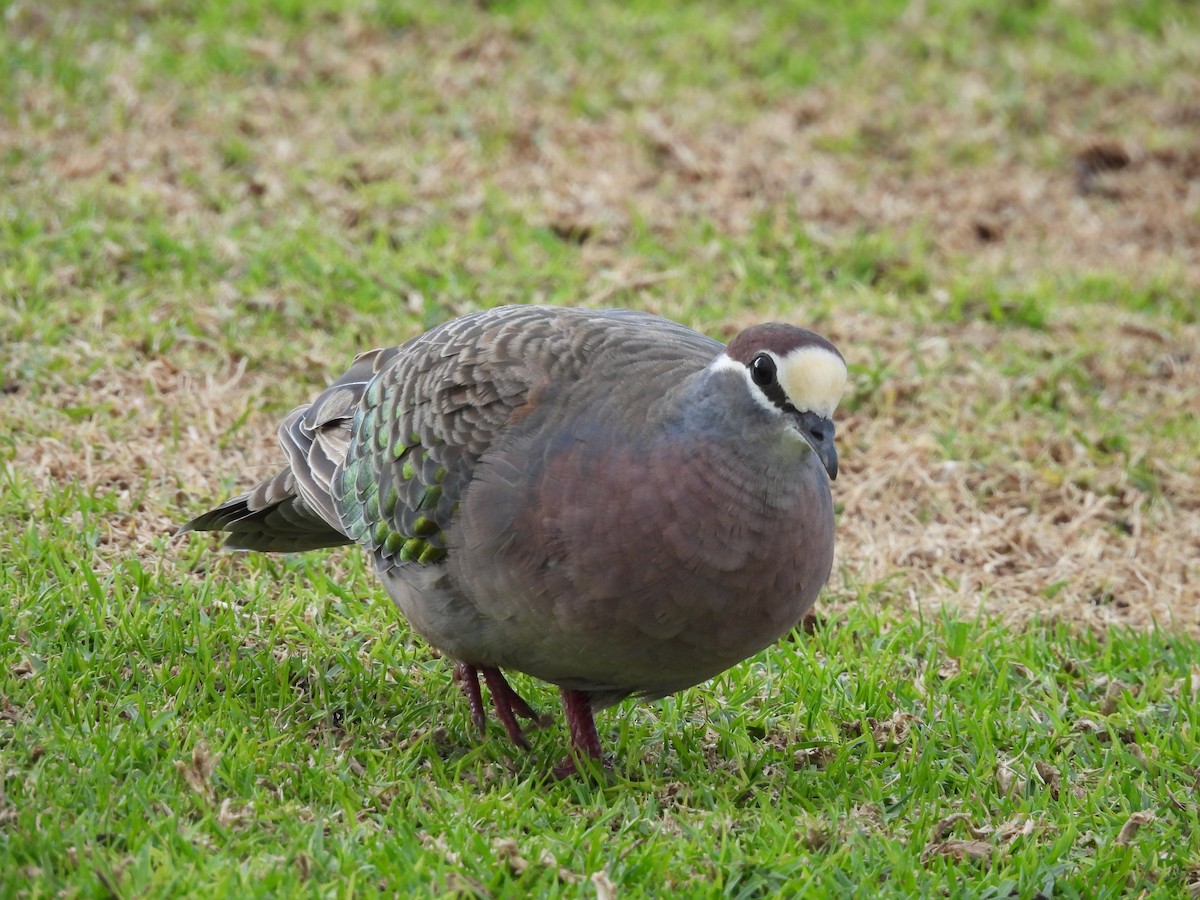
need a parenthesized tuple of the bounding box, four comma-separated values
(829, 309, 1199, 633)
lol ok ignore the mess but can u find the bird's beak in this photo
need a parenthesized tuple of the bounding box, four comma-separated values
(795, 410, 838, 481)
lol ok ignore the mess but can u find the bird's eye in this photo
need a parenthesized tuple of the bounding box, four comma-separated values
(750, 354, 776, 387)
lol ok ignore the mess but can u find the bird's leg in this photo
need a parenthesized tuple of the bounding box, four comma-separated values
(554, 688, 605, 776)
(453, 663, 488, 734)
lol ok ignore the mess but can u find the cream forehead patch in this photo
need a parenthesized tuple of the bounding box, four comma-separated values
(777, 346, 847, 418)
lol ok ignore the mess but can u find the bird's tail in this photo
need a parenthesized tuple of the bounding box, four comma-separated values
(178, 465, 351, 552)
(179, 346, 401, 553)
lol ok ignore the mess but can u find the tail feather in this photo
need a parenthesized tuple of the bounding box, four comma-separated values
(179, 468, 352, 552)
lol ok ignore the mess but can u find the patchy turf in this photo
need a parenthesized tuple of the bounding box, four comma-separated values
(2, 0, 1199, 896)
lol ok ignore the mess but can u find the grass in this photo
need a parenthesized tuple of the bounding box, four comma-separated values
(5, 544, 1199, 896)
(3, 0, 1199, 896)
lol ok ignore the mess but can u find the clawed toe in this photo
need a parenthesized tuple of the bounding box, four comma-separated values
(454, 663, 546, 750)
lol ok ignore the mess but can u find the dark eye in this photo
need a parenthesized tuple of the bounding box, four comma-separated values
(750, 353, 776, 387)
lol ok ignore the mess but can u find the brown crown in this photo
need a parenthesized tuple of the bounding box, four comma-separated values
(724, 324, 842, 364)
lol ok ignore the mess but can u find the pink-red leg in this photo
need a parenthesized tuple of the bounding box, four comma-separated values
(554, 688, 605, 776)
(501, 680, 543, 722)
(453, 663, 487, 733)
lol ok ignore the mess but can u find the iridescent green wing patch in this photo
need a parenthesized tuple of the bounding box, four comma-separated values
(333, 306, 616, 567)
(335, 356, 478, 568)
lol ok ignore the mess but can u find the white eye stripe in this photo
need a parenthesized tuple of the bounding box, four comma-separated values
(709, 355, 781, 414)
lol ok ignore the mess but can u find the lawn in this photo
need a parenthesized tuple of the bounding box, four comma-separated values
(2, 0, 1199, 896)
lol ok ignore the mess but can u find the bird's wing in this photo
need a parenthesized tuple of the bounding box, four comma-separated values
(183, 305, 718, 558)
(333, 305, 719, 569)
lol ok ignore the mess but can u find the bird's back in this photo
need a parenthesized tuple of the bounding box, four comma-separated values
(331, 306, 721, 564)
(183, 305, 719, 554)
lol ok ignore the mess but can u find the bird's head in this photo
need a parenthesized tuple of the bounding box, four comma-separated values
(714, 324, 847, 480)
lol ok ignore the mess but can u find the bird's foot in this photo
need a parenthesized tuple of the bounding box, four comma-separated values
(453, 663, 548, 750)
(553, 687, 608, 778)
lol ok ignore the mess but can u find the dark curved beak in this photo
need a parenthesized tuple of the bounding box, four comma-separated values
(795, 410, 838, 480)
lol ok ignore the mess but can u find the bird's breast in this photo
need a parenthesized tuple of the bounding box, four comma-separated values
(447, 424, 835, 693)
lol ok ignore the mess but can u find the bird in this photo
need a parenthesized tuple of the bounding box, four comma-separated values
(180, 305, 847, 773)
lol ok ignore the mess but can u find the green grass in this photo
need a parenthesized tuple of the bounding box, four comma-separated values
(5, 539, 1198, 896)
(3, 0, 1199, 896)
